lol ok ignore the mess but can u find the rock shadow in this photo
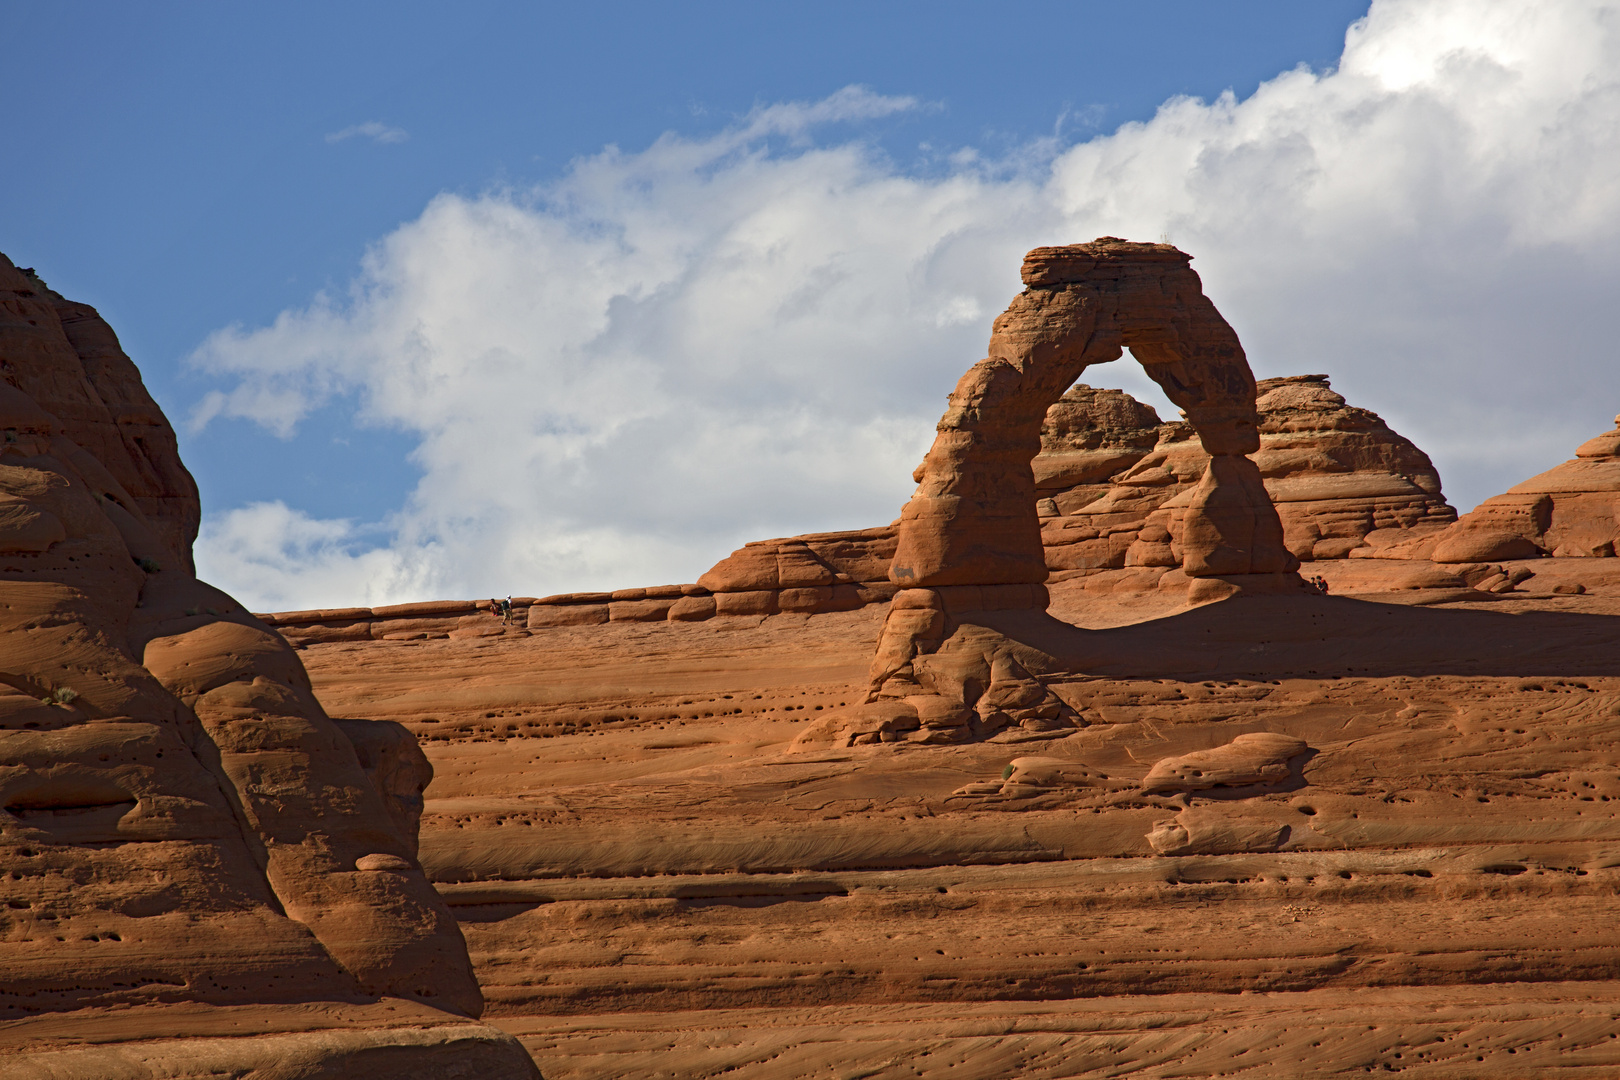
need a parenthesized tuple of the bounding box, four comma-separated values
(966, 593, 1620, 681)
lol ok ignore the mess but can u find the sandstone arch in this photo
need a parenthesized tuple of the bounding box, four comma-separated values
(864, 240, 1300, 732)
(893, 238, 1294, 592)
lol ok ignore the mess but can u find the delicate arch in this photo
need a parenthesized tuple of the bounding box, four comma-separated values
(890, 239, 1295, 594)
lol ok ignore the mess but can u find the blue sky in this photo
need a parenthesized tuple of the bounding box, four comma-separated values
(5, 1, 1364, 518)
(5, 1, 1618, 609)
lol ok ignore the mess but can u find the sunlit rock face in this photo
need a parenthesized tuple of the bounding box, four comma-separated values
(1362, 413, 1620, 564)
(0, 254, 538, 1077)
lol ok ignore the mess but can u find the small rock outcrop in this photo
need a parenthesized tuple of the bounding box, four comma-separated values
(1140, 732, 1310, 794)
(693, 527, 898, 616)
(0, 255, 537, 1076)
(1365, 415, 1620, 563)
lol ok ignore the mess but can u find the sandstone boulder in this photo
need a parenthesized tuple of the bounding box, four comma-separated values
(692, 527, 897, 618)
(1141, 732, 1310, 794)
(1146, 806, 1296, 856)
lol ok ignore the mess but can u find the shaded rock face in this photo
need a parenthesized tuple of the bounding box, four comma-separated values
(1, 266, 200, 570)
(1367, 415, 1620, 563)
(1039, 375, 1456, 572)
(0, 257, 499, 1032)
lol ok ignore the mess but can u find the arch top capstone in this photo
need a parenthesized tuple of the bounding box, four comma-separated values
(1019, 238, 1191, 288)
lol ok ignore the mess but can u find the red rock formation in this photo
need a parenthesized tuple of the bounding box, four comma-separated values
(1251, 375, 1453, 559)
(277, 562, 1620, 1077)
(4, 266, 201, 569)
(855, 241, 1301, 737)
(1365, 414, 1620, 563)
(1032, 383, 1165, 512)
(1041, 375, 1455, 572)
(680, 375, 1450, 617)
(693, 528, 898, 616)
(892, 240, 1295, 594)
(225, 237, 1620, 1077)
(0, 255, 537, 1076)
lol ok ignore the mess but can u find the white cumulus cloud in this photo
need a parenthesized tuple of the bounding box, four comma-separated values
(194, 0, 1620, 611)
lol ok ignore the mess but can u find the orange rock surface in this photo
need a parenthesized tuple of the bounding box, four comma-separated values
(0, 255, 537, 1077)
(274, 246, 1620, 1078)
(1042, 374, 1456, 573)
(291, 561, 1620, 1078)
(1367, 413, 1620, 564)
(16, 235, 1620, 1078)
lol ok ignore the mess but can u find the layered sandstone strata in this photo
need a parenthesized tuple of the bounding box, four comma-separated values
(0, 256, 537, 1077)
(1032, 383, 1165, 514)
(252, 528, 903, 645)
(1363, 414, 1620, 563)
(1041, 375, 1455, 572)
(282, 567, 1620, 1078)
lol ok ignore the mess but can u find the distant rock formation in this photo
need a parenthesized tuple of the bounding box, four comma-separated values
(0, 255, 537, 1076)
(1362, 414, 1620, 564)
(682, 376, 1450, 630)
(1031, 383, 1165, 510)
(692, 527, 898, 616)
(1041, 375, 1455, 572)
